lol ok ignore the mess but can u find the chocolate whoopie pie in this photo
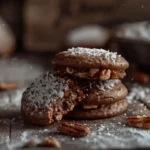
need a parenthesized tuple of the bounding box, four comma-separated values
(52, 47, 129, 80)
(79, 79, 128, 109)
(66, 99, 128, 119)
(21, 72, 84, 125)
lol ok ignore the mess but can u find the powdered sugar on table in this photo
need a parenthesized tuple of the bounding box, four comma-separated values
(23, 72, 68, 109)
(64, 47, 120, 63)
(127, 83, 150, 104)
(80, 118, 150, 149)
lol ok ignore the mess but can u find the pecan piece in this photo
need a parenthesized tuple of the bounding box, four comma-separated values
(55, 114, 63, 121)
(89, 68, 99, 77)
(70, 105, 75, 110)
(83, 105, 98, 109)
(99, 69, 111, 80)
(66, 67, 74, 74)
(71, 94, 77, 101)
(127, 116, 150, 129)
(57, 122, 90, 137)
(39, 137, 61, 148)
(132, 71, 149, 84)
(75, 72, 88, 78)
(23, 139, 38, 148)
(111, 70, 126, 79)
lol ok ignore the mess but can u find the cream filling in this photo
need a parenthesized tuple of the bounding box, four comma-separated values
(66, 67, 112, 79)
(65, 67, 123, 80)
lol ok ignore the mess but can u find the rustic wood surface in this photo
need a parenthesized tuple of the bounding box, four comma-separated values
(0, 54, 150, 150)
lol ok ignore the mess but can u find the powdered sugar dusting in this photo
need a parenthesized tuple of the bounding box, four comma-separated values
(64, 47, 120, 63)
(7, 131, 40, 150)
(23, 72, 69, 109)
(89, 79, 121, 91)
(5, 116, 150, 149)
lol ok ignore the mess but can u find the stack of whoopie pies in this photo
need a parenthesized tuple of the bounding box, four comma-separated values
(21, 48, 129, 125)
(53, 47, 129, 119)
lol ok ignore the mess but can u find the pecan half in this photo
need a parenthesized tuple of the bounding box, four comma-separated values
(127, 116, 150, 129)
(0, 83, 17, 90)
(99, 69, 111, 80)
(57, 122, 90, 137)
(39, 137, 61, 148)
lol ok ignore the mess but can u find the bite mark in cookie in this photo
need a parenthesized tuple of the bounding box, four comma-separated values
(21, 72, 84, 125)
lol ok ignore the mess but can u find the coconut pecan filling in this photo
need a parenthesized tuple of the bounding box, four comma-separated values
(55, 66, 126, 80)
(52, 88, 84, 121)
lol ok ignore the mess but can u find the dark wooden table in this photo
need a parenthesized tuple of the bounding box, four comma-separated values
(0, 54, 150, 150)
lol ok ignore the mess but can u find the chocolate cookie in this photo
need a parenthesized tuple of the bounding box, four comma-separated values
(66, 99, 128, 119)
(52, 47, 129, 80)
(79, 79, 128, 108)
(21, 72, 84, 125)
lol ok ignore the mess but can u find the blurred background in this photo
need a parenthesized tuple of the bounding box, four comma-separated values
(1, 0, 150, 74)
(0, 0, 150, 145)
(0, 0, 150, 115)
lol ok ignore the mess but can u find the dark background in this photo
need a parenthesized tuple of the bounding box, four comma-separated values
(0, 0, 150, 53)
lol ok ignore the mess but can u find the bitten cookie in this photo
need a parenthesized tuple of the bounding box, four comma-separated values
(52, 47, 129, 80)
(66, 99, 128, 119)
(79, 79, 128, 109)
(21, 72, 84, 125)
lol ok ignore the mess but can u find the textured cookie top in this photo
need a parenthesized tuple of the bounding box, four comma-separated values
(52, 47, 129, 69)
(89, 79, 121, 91)
(65, 47, 119, 63)
(22, 72, 69, 109)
